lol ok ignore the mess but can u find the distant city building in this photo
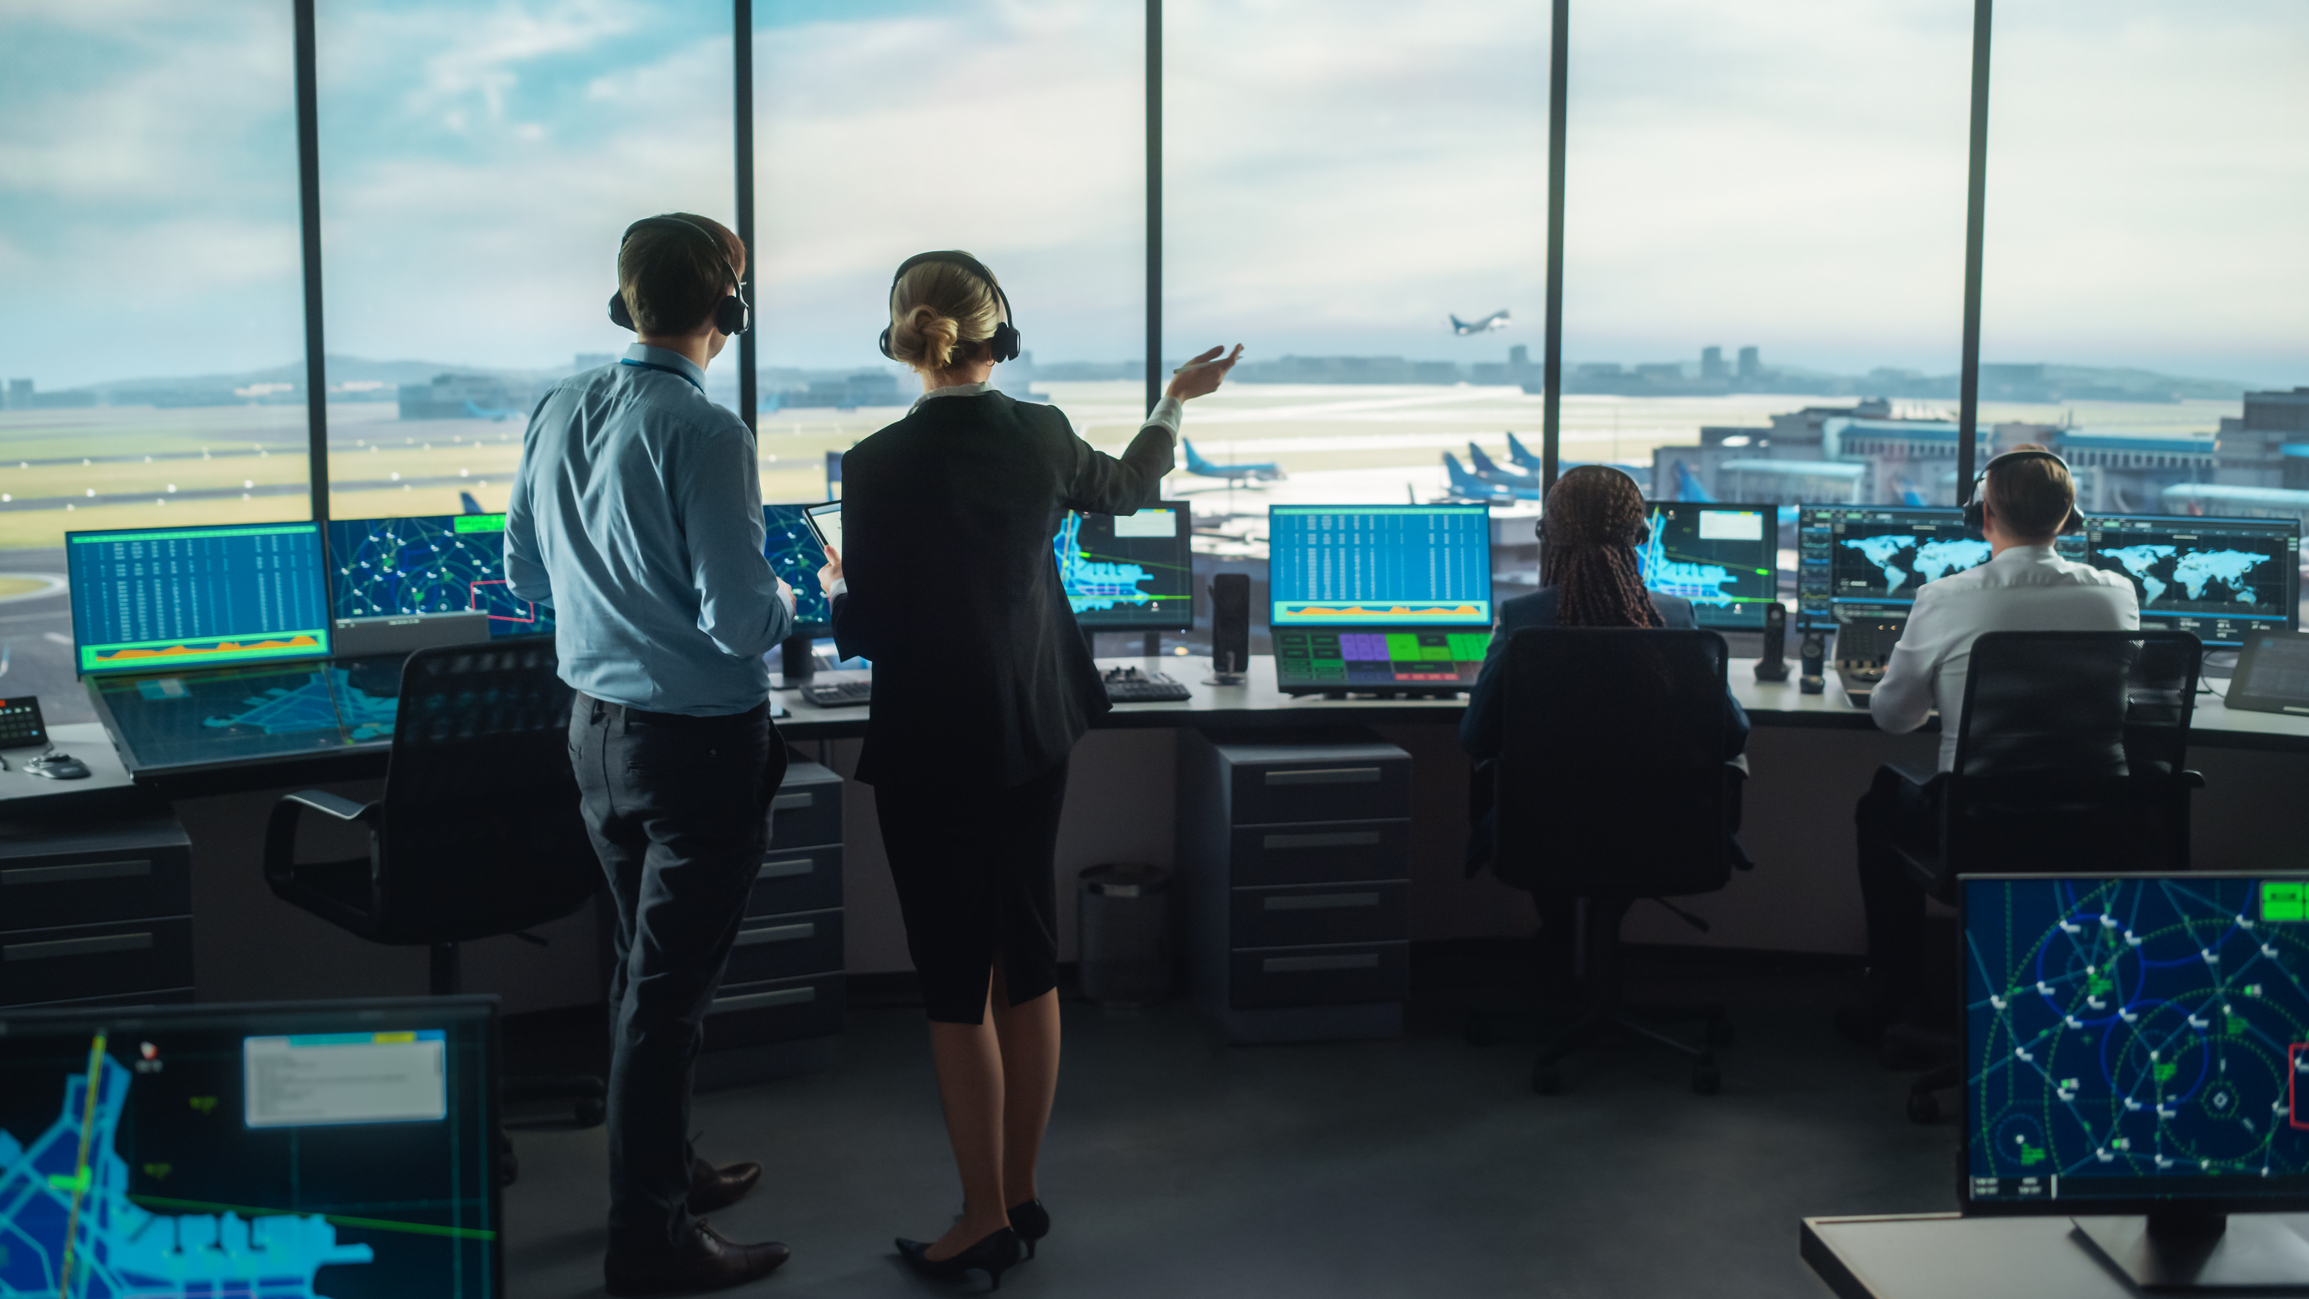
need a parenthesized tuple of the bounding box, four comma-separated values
(1737, 347, 1761, 381)
(0, 379, 96, 410)
(3, 379, 29, 410)
(770, 371, 904, 411)
(1701, 346, 1727, 381)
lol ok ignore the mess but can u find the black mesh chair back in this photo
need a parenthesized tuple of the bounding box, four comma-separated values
(1494, 628, 1735, 900)
(1931, 629, 2201, 884)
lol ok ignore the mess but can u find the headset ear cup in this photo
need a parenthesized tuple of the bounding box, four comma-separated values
(608, 290, 634, 331)
(990, 322, 1021, 364)
(877, 326, 896, 361)
(715, 294, 746, 336)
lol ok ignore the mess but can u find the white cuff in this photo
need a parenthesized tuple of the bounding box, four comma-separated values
(827, 578, 849, 599)
(1144, 395, 1184, 438)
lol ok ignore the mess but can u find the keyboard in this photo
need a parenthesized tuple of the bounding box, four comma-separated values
(800, 679, 872, 707)
(1102, 666, 1191, 703)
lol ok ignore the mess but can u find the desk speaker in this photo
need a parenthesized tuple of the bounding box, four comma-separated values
(1208, 573, 1249, 684)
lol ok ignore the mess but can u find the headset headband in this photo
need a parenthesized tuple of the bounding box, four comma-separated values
(1964, 447, 2085, 538)
(878, 251, 1021, 364)
(607, 215, 750, 337)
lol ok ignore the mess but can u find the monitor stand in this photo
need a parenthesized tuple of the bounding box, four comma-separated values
(2073, 1209, 2309, 1289)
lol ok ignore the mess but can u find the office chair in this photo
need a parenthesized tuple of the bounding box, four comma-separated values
(1471, 628, 1742, 1095)
(1885, 630, 2202, 1123)
(262, 643, 607, 1177)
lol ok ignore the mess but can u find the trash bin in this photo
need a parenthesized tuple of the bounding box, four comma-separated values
(1077, 864, 1173, 1008)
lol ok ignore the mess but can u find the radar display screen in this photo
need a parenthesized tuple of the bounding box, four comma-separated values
(1964, 874, 2309, 1208)
(1063, 501, 1193, 630)
(326, 514, 551, 643)
(1642, 503, 1778, 631)
(1798, 507, 1990, 629)
(763, 503, 834, 630)
(0, 999, 500, 1297)
(2084, 514, 2300, 646)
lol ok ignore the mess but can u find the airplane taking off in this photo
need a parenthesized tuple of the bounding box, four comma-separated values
(1182, 438, 1284, 482)
(1443, 452, 1540, 501)
(1450, 310, 1512, 336)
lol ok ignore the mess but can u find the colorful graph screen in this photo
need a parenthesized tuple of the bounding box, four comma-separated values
(67, 523, 331, 675)
(2082, 514, 2300, 647)
(1064, 502, 1194, 629)
(1642, 503, 1779, 630)
(1272, 626, 1491, 692)
(1269, 504, 1491, 627)
(0, 997, 501, 1297)
(764, 503, 835, 631)
(1963, 874, 2309, 1211)
(327, 514, 552, 644)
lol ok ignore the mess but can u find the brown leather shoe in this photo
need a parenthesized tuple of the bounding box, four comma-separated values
(603, 1222, 789, 1296)
(687, 1158, 764, 1214)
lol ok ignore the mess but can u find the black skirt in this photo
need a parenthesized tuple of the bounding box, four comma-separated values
(874, 759, 1071, 1024)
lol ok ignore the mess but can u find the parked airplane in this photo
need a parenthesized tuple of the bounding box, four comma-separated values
(1670, 460, 1715, 503)
(1182, 438, 1284, 482)
(1466, 443, 1538, 486)
(1506, 431, 1544, 473)
(1443, 452, 1541, 501)
(1450, 310, 1512, 336)
(460, 491, 486, 515)
(463, 398, 518, 421)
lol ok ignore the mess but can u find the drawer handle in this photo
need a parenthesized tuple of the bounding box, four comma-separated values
(736, 922, 816, 947)
(1263, 892, 1381, 912)
(770, 793, 815, 811)
(1262, 953, 1380, 973)
(1264, 767, 1382, 786)
(4, 932, 155, 963)
(758, 858, 815, 880)
(1262, 831, 1382, 850)
(713, 985, 817, 1012)
(1, 859, 154, 887)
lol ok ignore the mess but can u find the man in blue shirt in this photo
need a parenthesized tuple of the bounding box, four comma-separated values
(506, 213, 795, 1295)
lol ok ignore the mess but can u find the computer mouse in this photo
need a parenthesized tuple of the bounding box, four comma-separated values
(27, 752, 90, 780)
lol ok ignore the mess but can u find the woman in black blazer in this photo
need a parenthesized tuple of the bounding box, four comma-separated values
(818, 251, 1238, 1285)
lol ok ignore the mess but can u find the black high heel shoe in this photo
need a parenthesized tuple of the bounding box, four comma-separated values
(1007, 1200, 1049, 1259)
(896, 1227, 1022, 1289)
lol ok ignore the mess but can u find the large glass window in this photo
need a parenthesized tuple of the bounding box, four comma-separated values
(0, 1, 308, 718)
(1982, 0, 2309, 523)
(1561, 0, 1977, 510)
(753, 0, 1144, 508)
(315, 0, 737, 521)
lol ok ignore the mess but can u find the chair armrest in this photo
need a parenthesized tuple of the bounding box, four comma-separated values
(2182, 770, 2205, 789)
(264, 790, 379, 887)
(1887, 763, 1940, 793)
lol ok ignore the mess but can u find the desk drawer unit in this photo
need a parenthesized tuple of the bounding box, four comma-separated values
(702, 757, 845, 1088)
(1179, 729, 1412, 1043)
(0, 813, 194, 1008)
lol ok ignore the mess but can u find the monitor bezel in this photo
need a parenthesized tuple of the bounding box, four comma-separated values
(66, 521, 335, 677)
(764, 500, 838, 638)
(1265, 501, 1495, 631)
(1642, 499, 1781, 632)
(1071, 499, 1196, 633)
(0, 995, 505, 1294)
(1955, 870, 2309, 1220)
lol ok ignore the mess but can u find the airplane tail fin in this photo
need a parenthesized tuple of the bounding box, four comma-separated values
(1182, 439, 1217, 475)
(1443, 453, 1483, 496)
(1467, 443, 1503, 476)
(1673, 460, 1716, 504)
(460, 491, 485, 515)
(1449, 315, 1469, 333)
(1506, 431, 1542, 471)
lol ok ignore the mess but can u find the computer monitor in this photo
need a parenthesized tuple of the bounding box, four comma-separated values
(1797, 506, 1993, 629)
(1642, 501, 1778, 631)
(1268, 504, 1492, 695)
(326, 513, 553, 656)
(1063, 501, 1194, 630)
(0, 996, 501, 1296)
(1962, 873, 2309, 1237)
(764, 503, 835, 633)
(67, 522, 332, 676)
(2082, 513, 2301, 647)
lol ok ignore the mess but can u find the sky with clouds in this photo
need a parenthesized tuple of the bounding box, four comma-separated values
(0, 0, 2301, 390)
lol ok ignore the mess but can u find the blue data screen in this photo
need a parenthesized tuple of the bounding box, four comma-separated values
(1965, 875, 2309, 1206)
(327, 514, 553, 639)
(68, 523, 331, 675)
(1269, 505, 1491, 627)
(764, 504, 833, 629)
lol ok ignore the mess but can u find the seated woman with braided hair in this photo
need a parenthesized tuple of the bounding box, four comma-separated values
(1457, 465, 1752, 979)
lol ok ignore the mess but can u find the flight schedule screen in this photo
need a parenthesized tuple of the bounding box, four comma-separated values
(1269, 505, 1491, 627)
(68, 523, 331, 674)
(1965, 875, 2309, 1206)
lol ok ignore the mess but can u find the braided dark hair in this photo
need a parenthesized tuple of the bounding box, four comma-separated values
(1538, 466, 1663, 629)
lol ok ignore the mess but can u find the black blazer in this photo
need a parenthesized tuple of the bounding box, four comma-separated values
(830, 390, 1173, 788)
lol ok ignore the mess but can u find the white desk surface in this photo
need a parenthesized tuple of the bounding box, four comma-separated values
(1802, 1212, 2309, 1299)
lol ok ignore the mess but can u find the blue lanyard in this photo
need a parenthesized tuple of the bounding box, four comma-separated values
(619, 357, 703, 393)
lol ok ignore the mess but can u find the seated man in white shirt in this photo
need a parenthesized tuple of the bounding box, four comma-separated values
(1835, 446, 2139, 1050)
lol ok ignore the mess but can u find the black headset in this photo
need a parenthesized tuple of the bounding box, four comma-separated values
(1962, 448, 2086, 539)
(607, 215, 750, 337)
(877, 251, 1021, 364)
(1533, 465, 1652, 546)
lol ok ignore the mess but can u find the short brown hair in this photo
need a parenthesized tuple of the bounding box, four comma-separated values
(617, 213, 742, 336)
(1983, 443, 2077, 539)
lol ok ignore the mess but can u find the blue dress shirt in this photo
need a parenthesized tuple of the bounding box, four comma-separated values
(505, 343, 792, 715)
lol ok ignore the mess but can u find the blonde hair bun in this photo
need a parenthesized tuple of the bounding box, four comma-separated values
(886, 256, 1004, 375)
(892, 304, 962, 372)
